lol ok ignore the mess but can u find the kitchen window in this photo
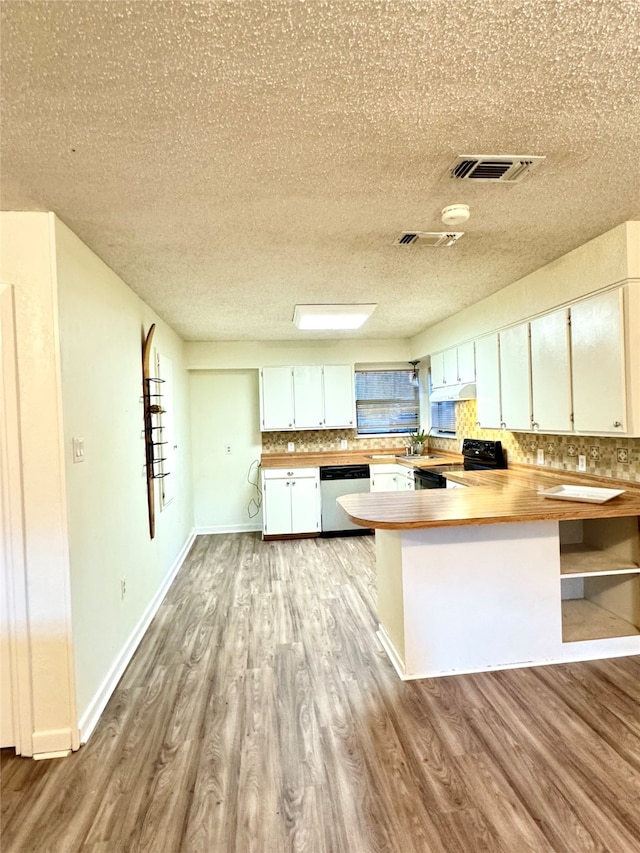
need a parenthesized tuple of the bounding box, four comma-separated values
(430, 401, 456, 435)
(354, 368, 419, 435)
(428, 372, 456, 435)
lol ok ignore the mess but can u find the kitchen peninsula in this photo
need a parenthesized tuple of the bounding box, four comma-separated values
(338, 469, 640, 679)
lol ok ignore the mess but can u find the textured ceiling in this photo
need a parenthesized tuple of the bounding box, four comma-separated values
(2, 0, 639, 341)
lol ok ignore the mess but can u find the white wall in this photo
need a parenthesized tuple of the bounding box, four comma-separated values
(0, 212, 77, 755)
(190, 371, 263, 532)
(54, 218, 194, 738)
(185, 338, 411, 369)
(411, 221, 638, 357)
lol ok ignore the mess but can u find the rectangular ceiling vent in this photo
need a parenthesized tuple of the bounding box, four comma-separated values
(394, 231, 464, 247)
(448, 154, 545, 183)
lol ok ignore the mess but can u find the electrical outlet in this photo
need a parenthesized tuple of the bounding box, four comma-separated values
(120, 578, 127, 600)
(340, 439, 348, 450)
(537, 449, 545, 465)
(287, 442, 295, 452)
(225, 444, 232, 455)
(578, 454, 587, 472)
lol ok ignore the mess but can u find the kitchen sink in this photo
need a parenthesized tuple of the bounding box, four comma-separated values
(396, 454, 443, 460)
(366, 453, 444, 461)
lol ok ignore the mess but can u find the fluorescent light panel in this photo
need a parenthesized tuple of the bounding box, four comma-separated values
(293, 303, 377, 331)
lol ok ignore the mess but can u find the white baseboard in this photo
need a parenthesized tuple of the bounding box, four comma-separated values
(77, 528, 197, 744)
(195, 523, 262, 534)
(31, 728, 76, 758)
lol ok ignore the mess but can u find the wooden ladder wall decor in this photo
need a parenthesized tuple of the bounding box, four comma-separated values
(142, 324, 167, 539)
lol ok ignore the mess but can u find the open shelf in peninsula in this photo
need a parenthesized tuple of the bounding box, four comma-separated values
(338, 472, 640, 679)
(559, 516, 640, 644)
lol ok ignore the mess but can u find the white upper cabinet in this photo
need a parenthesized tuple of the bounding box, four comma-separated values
(322, 365, 355, 428)
(431, 344, 475, 387)
(430, 351, 446, 387)
(499, 323, 531, 431)
(260, 364, 355, 431)
(260, 367, 294, 430)
(457, 341, 476, 384)
(292, 366, 324, 428)
(530, 308, 572, 432)
(474, 334, 502, 429)
(570, 290, 627, 433)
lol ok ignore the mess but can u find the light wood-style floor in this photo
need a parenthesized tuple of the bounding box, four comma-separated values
(2, 533, 640, 852)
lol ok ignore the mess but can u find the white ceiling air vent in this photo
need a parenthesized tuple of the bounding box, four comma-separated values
(394, 231, 464, 247)
(448, 154, 546, 183)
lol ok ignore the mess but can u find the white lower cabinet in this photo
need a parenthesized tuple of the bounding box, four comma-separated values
(262, 468, 320, 537)
(371, 465, 398, 492)
(445, 480, 467, 489)
(371, 464, 415, 491)
(397, 469, 415, 491)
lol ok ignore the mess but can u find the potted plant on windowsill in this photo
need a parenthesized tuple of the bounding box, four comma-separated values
(410, 430, 428, 456)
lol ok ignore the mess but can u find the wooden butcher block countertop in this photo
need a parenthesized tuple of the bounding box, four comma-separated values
(338, 467, 640, 530)
(260, 449, 462, 469)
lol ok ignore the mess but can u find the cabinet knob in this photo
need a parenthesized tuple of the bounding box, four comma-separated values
(319, 421, 323, 425)
(613, 421, 622, 428)
(291, 481, 296, 486)
(500, 422, 506, 429)
(475, 421, 481, 427)
(532, 421, 539, 429)
(287, 471, 294, 475)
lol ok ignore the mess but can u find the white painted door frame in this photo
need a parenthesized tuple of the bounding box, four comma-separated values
(0, 283, 33, 754)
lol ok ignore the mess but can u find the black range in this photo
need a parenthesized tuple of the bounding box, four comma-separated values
(414, 438, 507, 490)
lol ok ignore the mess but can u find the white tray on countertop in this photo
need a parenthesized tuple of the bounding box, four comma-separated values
(537, 485, 625, 504)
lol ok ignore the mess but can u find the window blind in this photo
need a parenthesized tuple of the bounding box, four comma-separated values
(430, 401, 456, 433)
(355, 369, 419, 435)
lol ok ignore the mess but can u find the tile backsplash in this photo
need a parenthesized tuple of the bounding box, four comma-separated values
(261, 429, 411, 454)
(429, 399, 640, 483)
(262, 399, 640, 484)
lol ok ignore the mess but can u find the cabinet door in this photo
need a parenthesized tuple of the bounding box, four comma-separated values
(430, 351, 446, 388)
(397, 470, 415, 490)
(456, 341, 475, 384)
(263, 478, 292, 535)
(261, 367, 294, 430)
(370, 471, 398, 491)
(530, 309, 572, 432)
(323, 365, 355, 428)
(474, 334, 502, 429)
(290, 477, 320, 533)
(571, 290, 626, 433)
(499, 324, 531, 431)
(293, 366, 324, 429)
(443, 348, 458, 384)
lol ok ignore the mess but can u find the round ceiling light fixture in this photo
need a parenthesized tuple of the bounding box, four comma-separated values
(441, 203, 470, 226)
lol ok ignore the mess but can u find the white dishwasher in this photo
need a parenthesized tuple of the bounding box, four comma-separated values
(319, 465, 372, 536)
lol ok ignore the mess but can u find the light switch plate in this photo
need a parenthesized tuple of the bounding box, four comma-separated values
(537, 449, 545, 465)
(340, 439, 348, 450)
(578, 454, 587, 472)
(287, 441, 295, 452)
(72, 437, 85, 463)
